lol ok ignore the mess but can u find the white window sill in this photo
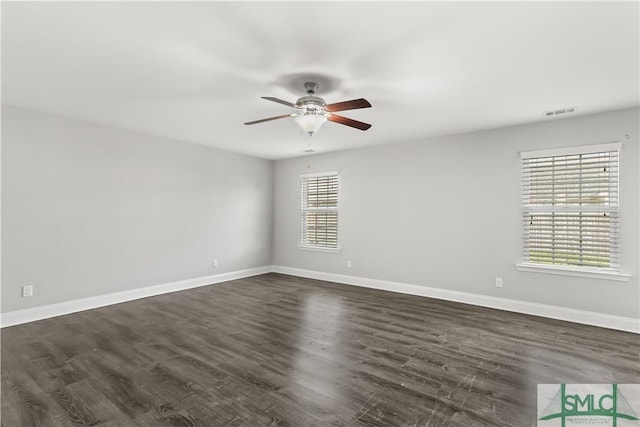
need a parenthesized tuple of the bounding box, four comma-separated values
(297, 245, 341, 253)
(515, 263, 631, 282)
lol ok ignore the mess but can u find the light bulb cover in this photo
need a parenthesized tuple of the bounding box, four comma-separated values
(294, 114, 327, 135)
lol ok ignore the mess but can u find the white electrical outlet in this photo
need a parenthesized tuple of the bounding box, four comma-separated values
(22, 285, 33, 297)
(347, 260, 352, 268)
(213, 259, 218, 268)
(495, 277, 503, 288)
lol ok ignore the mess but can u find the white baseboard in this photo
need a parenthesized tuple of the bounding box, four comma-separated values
(0, 266, 271, 328)
(271, 265, 640, 334)
(3, 265, 638, 334)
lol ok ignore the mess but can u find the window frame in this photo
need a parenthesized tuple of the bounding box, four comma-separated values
(516, 142, 630, 281)
(298, 171, 341, 253)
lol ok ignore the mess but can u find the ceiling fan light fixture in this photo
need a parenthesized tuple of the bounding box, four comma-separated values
(294, 113, 327, 136)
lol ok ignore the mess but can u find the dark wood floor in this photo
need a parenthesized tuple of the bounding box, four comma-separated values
(1, 273, 638, 426)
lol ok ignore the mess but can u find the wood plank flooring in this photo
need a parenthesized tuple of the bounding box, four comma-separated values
(2, 273, 639, 426)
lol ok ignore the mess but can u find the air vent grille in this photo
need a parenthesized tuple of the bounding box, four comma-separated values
(544, 106, 577, 117)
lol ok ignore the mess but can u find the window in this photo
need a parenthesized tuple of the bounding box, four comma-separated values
(521, 143, 621, 272)
(300, 172, 339, 251)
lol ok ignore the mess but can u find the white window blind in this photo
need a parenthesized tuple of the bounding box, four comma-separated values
(521, 144, 620, 271)
(300, 172, 339, 249)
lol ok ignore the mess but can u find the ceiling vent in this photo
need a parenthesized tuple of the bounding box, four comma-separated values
(544, 106, 577, 117)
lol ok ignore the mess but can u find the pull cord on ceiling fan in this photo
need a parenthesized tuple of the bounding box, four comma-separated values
(244, 82, 372, 136)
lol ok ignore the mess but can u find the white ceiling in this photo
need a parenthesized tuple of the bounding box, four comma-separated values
(2, 1, 638, 160)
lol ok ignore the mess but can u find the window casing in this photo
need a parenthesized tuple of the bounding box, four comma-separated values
(521, 143, 620, 272)
(300, 172, 339, 250)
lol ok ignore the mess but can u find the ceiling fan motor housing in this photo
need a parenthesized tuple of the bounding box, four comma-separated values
(296, 95, 327, 116)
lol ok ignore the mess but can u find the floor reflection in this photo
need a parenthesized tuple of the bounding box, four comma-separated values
(290, 293, 348, 401)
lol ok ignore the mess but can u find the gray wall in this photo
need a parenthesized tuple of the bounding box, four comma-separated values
(273, 108, 639, 319)
(2, 105, 273, 313)
(3, 105, 638, 320)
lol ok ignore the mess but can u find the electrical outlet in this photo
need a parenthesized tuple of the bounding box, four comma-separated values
(22, 285, 33, 297)
(495, 277, 503, 288)
(347, 260, 352, 268)
(212, 259, 218, 268)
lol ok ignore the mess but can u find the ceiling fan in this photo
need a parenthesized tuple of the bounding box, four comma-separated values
(244, 82, 372, 136)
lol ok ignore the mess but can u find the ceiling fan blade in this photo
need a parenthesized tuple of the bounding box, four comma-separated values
(324, 98, 372, 112)
(244, 114, 292, 125)
(327, 114, 372, 131)
(261, 97, 295, 108)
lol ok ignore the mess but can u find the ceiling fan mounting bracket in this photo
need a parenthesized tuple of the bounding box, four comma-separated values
(304, 82, 318, 95)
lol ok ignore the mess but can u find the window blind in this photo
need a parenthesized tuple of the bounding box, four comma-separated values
(300, 172, 339, 249)
(521, 145, 620, 270)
